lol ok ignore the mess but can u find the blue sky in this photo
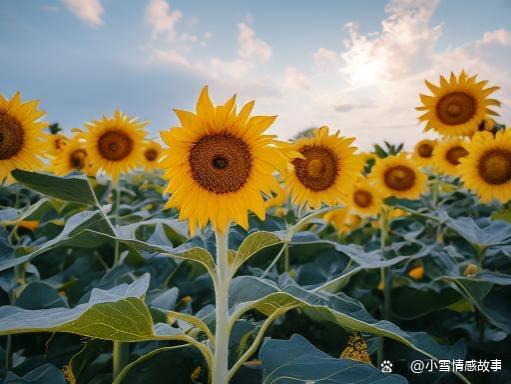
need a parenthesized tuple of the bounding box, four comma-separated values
(1, 0, 510, 148)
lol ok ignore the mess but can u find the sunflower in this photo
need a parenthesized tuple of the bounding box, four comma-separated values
(142, 140, 164, 170)
(44, 133, 69, 156)
(346, 178, 382, 216)
(417, 71, 500, 137)
(433, 138, 468, 176)
(0, 92, 47, 183)
(161, 86, 292, 233)
(49, 135, 90, 176)
(285, 126, 362, 209)
(413, 139, 437, 167)
(459, 130, 511, 203)
(84, 110, 147, 181)
(371, 153, 427, 199)
(477, 117, 495, 132)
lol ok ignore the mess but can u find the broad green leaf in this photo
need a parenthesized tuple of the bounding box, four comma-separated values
(229, 275, 469, 383)
(0, 210, 114, 272)
(441, 213, 511, 247)
(0, 275, 153, 340)
(118, 219, 188, 247)
(12, 170, 98, 206)
(16, 281, 68, 309)
(3, 363, 67, 384)
(260, 334, 407, 384)
(231, 231, 282, 274)
(114, 345, 206, 384)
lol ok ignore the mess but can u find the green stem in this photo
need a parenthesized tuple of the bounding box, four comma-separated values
(213, 228, 231, 384)
(112, 180, 128, 379)
(5, 262, 26, 370)
(284, 245, 290, 274)
(113, 181, 121, 266)
(377, 207, 390, 366)
(112, 341, 130, 379)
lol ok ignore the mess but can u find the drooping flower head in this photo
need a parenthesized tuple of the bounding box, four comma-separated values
(433, 138, 469, 176)
(161, 86, 291, 233)
(84, 110, 147, 181)
(417, 71, 500, 137)
(285, 126, 363, 209)
(459, 130, 511, 203)
(0, 92, 47, 183)
(371, 153, 427, 200)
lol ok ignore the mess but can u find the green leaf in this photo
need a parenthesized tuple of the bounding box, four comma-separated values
(260, 334, 407, 384)
(0, 210, 114, 272)
(232, 231, 282, 274)
(3, 363, 67, 384)
(0, 274, 153, 341)
(230, 276, 469, 383)
(114, 345, 206, 384)
(12, 170, 98, 205)
(441, 213, 511, 247)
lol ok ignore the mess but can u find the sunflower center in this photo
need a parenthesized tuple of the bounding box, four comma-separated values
(436, 92, 476, 125)
(70, 149, 87, 169)
(293, 145, 338, 191)
(0, 109, 24, 160)
(478, 149, 511, 185)
(446, 146, 468, 165)
(98, 130, 133, 161)
(188, 133, 252, 194)
(417, 143, 434, 158)
(354, 190, 372, 207)
(55, 138, 66, 150)
(384, 165, 416, 191)
(144, 148, 158, 162)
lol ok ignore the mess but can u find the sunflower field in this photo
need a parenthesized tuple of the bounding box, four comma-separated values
(1, 71, 510, 384)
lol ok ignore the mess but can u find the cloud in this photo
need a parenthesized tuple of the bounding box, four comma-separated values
(145, 0, 182, 40)
(61, 0, 104, 27)
(313, 48, 339, 71)
(237, 23, 272, 63)
(283, 67, 311, 90)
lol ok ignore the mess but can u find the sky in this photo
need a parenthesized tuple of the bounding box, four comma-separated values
(1, 0, 510, 149)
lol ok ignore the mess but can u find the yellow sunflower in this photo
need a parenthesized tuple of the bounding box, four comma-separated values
(417, 71, 500, 137)
(413, 139, 437, 167)
(459, 130, 511, 203)
(84, 110, 147, 181)
(285, 126, 363, 209)
(49, 135, 90, 176)
(0, 92, 47, 183)
(161, 86, 292, 233)
(433, 138, 468, 176)
(477, 117, 495, 132)
(142, 140, 164, 170)
(346, 178, 382, 216)
(371, 154, 427, 199)
(44, 133, 69, 156)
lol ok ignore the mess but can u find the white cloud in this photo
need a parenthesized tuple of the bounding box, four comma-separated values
(61, 0, 104, 27)
(283, 67, 311, 90)
(237, 23, 272, 63)
(145, 0, 182, 40)
(151, 49, 190, 67)
(313, 48, 339, 72)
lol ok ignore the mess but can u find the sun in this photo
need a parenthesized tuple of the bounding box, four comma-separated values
(0, 92, 47, 183)
(413, 139, 437, 167)
(84, 110, 147, 182)
(370, 153, 427, 200)
(284, 126, 363, 209)
(49, 135, 90, 176)
(160, 86, 293, 233)
(459, 130, 511, 203)
(142, 140, 164, 170)
(433, 138, 469, 177)
(417, 71, 500, 137)
(346, 178, 382, 216)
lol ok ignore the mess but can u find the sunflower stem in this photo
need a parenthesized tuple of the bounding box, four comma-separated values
(213, 228, 231, 384)
(112, 180, 128, 379)
(377, 207, 391, 366)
